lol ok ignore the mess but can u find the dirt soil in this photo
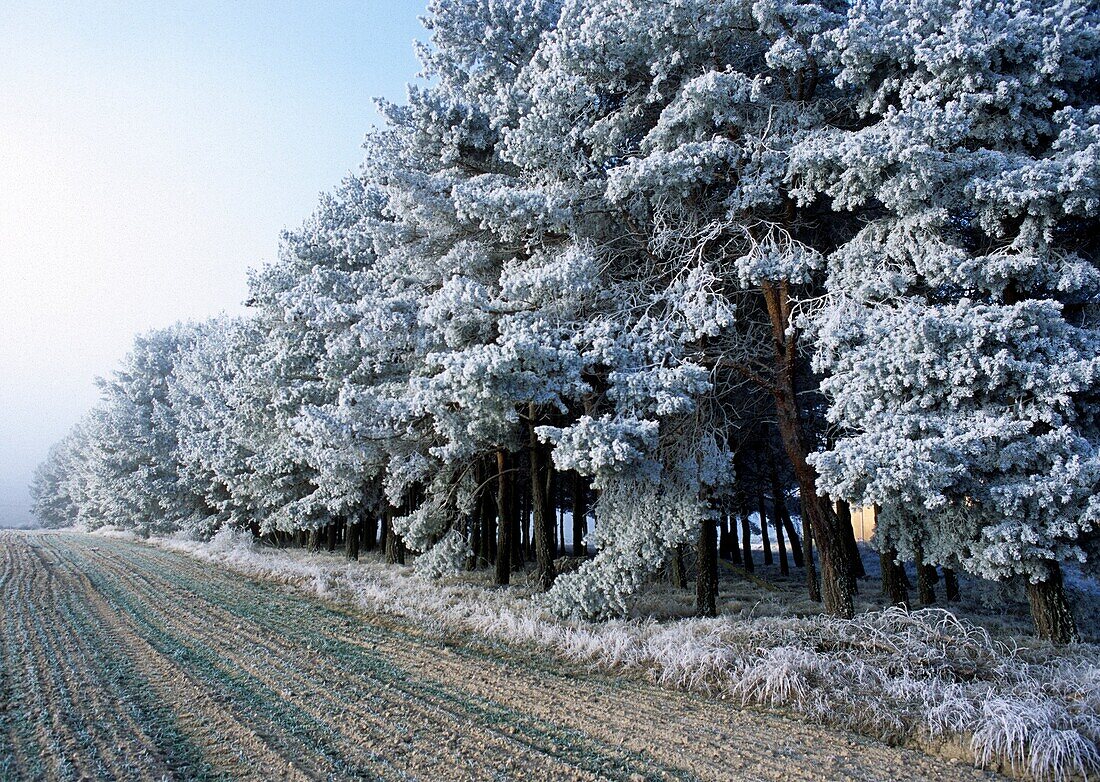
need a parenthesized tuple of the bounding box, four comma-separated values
(0, 530, 1003, 781)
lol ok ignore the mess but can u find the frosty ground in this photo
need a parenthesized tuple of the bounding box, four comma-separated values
(3, 530, 1098, 781)
(0, 529, 1012, 782)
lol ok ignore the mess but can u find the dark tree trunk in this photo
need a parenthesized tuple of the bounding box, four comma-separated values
(510, 468, 524, 569)
(384, 507, 405, 565)
(529, 404, 556, 592)
(346, 519, 360, 561)
(718, 515, 732, 560)
(469, 489, 482, 569)
(802, 516, 821, 602)
(917, 565, 937, 605)
(494, 451, 511, 586)
(520, 465, 531, 559)
(836, 500, 866, 580)
(307, 528, 320, 553)
(363, 515, 378, 552)
(943, 568, 961, 603)
(696, 519, 718, 617)
(773, 497, 789, 576)
(771, 473, 804, 568)
(482, 481, 496, 565)
(326, 521, 337, 553)
(727, 511, 742, 565)
(670, 544, 687, 589)
(572, 471, 588, 557)
(915, 543, 936, 605)
(1026, 562, 1079, 644)
(758, 494, 773, 566)
(763, 280, 852, 617)
(880, 548, 909, 608)
(556, 487, 564, 557)
(740, 507, 755, 573)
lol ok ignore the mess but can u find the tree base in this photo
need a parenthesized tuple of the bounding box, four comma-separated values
(1026, 563, 1079, 644)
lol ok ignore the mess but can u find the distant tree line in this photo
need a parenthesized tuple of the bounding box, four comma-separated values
(32, 0, 1100, 643)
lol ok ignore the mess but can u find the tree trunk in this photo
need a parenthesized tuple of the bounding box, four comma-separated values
(771, 468, 804, 568)
(529, 404, 556, 592)
(802, 515, 821, 602)
(572, 472, 588, 557)
(346, 519, 360, 561)
(774, 496, 789, 576)
(943, 568, 961, 602)
(469, 487, 482, 569)
(510, 467, 524, 569)
(482, 481, 496, 565)
(670, 544, 687, 589)
(740, 507, 755, 573)
(880, 548, 909, 608)
(696, 519, 718, 617)
(763, 280, 852, 617)
(326, 521, 337, 553)
(727, 511, 742, 565)
(494, 451, 511, 586)
(758, 493, 773, 566)
(363, 515, 378, 552)
(718, 515, 732, 560)
(1026, 562, 1079, 644)
(307, 528, 319, 553)
(836, 500, 866, 581)
(520, 466, 531, 560)
(914, 543, 936, 605)
(384, 507, 405, 565)
(557, 497, 565, 557)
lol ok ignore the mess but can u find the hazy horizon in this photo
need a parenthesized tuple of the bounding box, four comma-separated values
(0, 0, 426, 527)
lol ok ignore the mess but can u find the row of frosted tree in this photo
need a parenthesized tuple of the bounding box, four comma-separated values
(32, 0, 1099, 643)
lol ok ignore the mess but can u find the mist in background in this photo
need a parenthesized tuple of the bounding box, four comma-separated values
(0, 0, 426, 527)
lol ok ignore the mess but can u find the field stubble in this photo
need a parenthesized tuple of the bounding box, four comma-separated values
(0, 530, 1010, 781)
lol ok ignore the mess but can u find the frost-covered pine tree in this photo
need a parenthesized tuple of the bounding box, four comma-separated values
(796, 0, 1100, 642)
(496, 0, 859, 617)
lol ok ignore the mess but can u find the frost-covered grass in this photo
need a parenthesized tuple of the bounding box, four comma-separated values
(99, 527, 1100, 782)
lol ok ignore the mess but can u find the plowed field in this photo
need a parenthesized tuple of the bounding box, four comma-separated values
(0, 531, 999, 781)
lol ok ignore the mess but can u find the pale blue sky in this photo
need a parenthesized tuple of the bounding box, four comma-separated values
(0, 1, 428, 526)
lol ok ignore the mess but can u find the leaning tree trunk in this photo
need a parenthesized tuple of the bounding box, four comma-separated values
(780, 504, 804, 568)
(1026, 561, 1079, 644)
(494, 450, 511, 586)
(696, 517, 719, 617)
(763, 281, 851, 617)
(880, 547, 909, 608)
(529, 404, 556, 592)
